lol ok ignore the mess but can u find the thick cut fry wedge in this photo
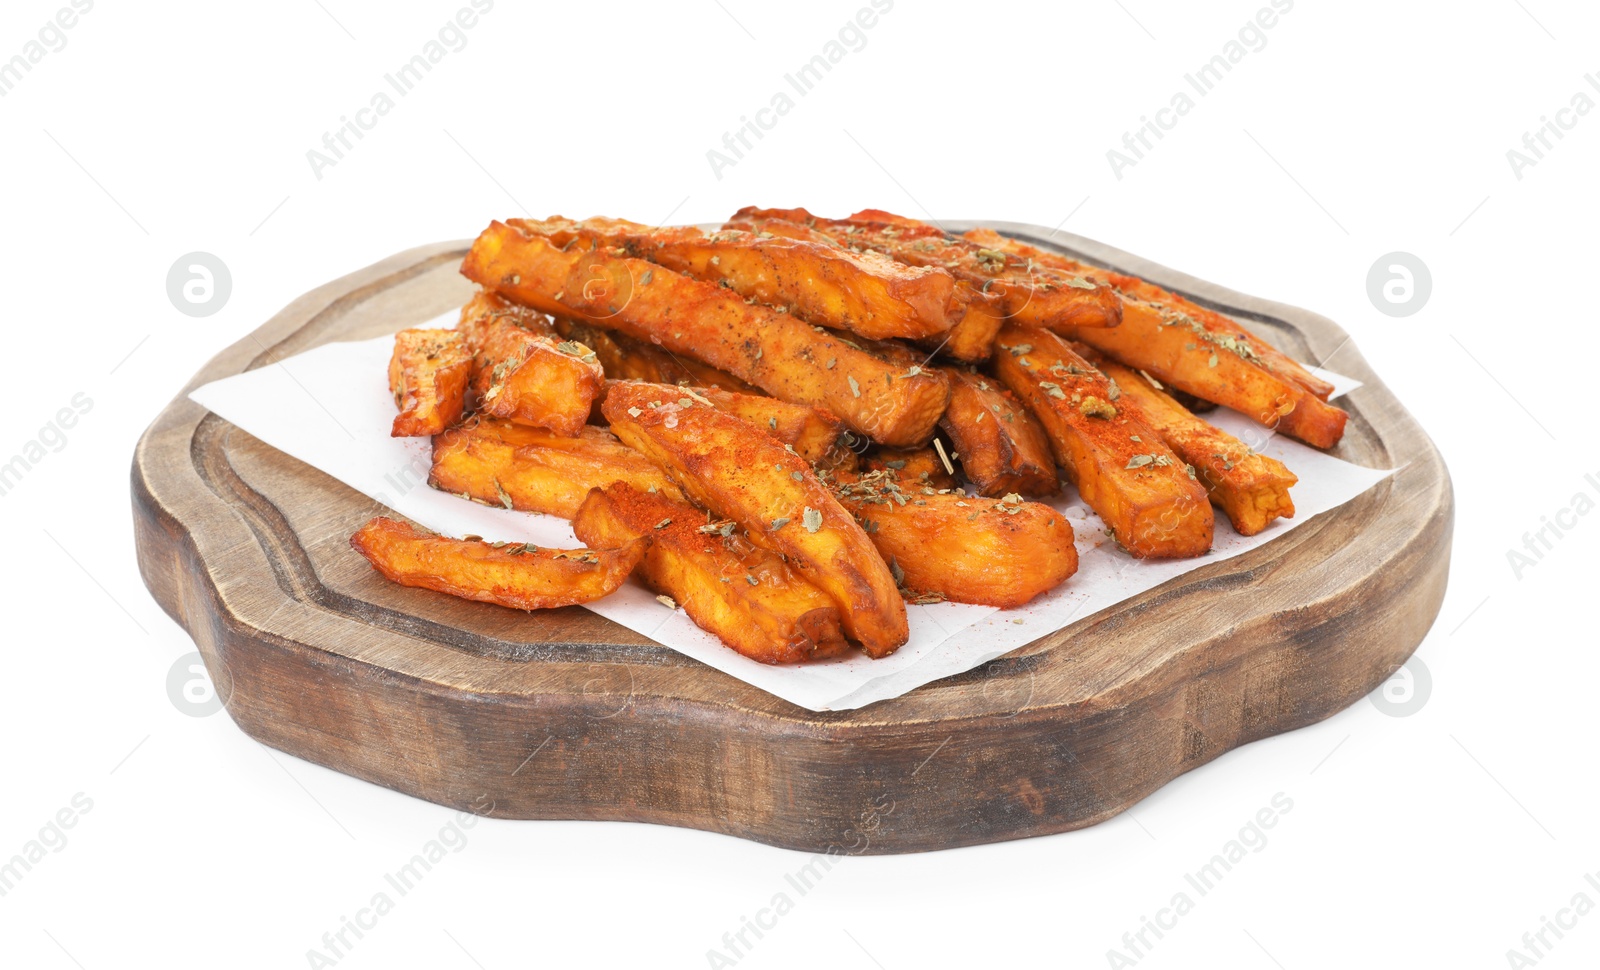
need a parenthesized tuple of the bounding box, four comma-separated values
(430, 418, 683, 519)
(938, 367, 1059, 498)
(461, 220, 950, 446)
(1089, 355, 1297, 536)
(460, 220, 584, 317)
(1066, 299, 1348, 449)
(956, 228, 1346, 444)
(350, 517, 646, 611)
(726, 208, 1008, 361)
(697, 386, 855, 470)
(609, 381, 856, 471)
(596, 381, 856, 470)
(1111, 281, 1335, 401)
(519, 218, 960, 341)
(726, 206, 1123, 331)
(468, 312, 604, 436)
(602, 382, 908, 657)
(647, 227, 958, 339)
(828, 471, 1077, 608)
(388, 329, 472, 437)
(553, 317, 754, 392)
(994, 325, 1214, 559)
(572, 484, 851, 664)
(963, 227, 1335, 401)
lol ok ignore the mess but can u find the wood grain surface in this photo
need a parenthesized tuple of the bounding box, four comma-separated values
(130, 222, 1453, 854)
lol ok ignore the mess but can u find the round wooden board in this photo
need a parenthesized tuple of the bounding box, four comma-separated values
(131, 222, 1452, 854)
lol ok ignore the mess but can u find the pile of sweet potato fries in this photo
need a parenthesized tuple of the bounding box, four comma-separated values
(351, 208, 1345, 663)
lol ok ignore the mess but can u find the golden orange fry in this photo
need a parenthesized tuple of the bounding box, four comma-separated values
(523, 218, 960, 341)
(830, 470, 1077, 608)
(387, 329, 472, 437)
(964, 227, 1335, 400)
(994, 325, 1214, 559)
(957, 229, 1346, 448)
(429, 417, 683, 519)
(602, 381, 908, 657)
(602, 381, 857, 471)
(726, 206, 1123, 331)
(350, 517, 646, 611)
(573, 483, 851, 664)
(468, 312, 604, 437)
(1088, 353, 1298, 536)
(937, 367, 1058, 498)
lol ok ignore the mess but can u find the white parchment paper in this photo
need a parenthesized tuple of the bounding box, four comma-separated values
(190, 312, 1391, 711)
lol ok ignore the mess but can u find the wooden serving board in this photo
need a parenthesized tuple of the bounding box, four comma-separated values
(132, 222, 1452, 854)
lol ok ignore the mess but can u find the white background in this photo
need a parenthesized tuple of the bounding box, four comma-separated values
(0, 1, 1595, 967)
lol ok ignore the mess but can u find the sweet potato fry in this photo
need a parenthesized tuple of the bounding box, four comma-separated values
(683, 383, 856, 470)
(602, 382, 908, 657)
(596, 381, 857, 471)
(430, 418, 683, 519)
(467, 310, 604, 436)
(572, 484, 851, 664)
(388, 329, 471, 437)
(1089, 355, 1298, 536)
(994, 325, 1214, 559)
(654, 227, 958, 339)
(460, 221, 582, 318)
(937, 367, 1059, 498)
(726, 206, 1123, 331)
(828, 471, 1077, 608)
(1066, 299, 1348, 449)
(522, 218, 960, 341)
(461, 220, 950, 446)
(963, 227, 1335, 400)
(955, 228, 1346, 445)
(1114, 282, 1335, 402)
(552, 317, 755, 393)
(726, 208, 1008, 361)
(350, 517, 646, 611)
